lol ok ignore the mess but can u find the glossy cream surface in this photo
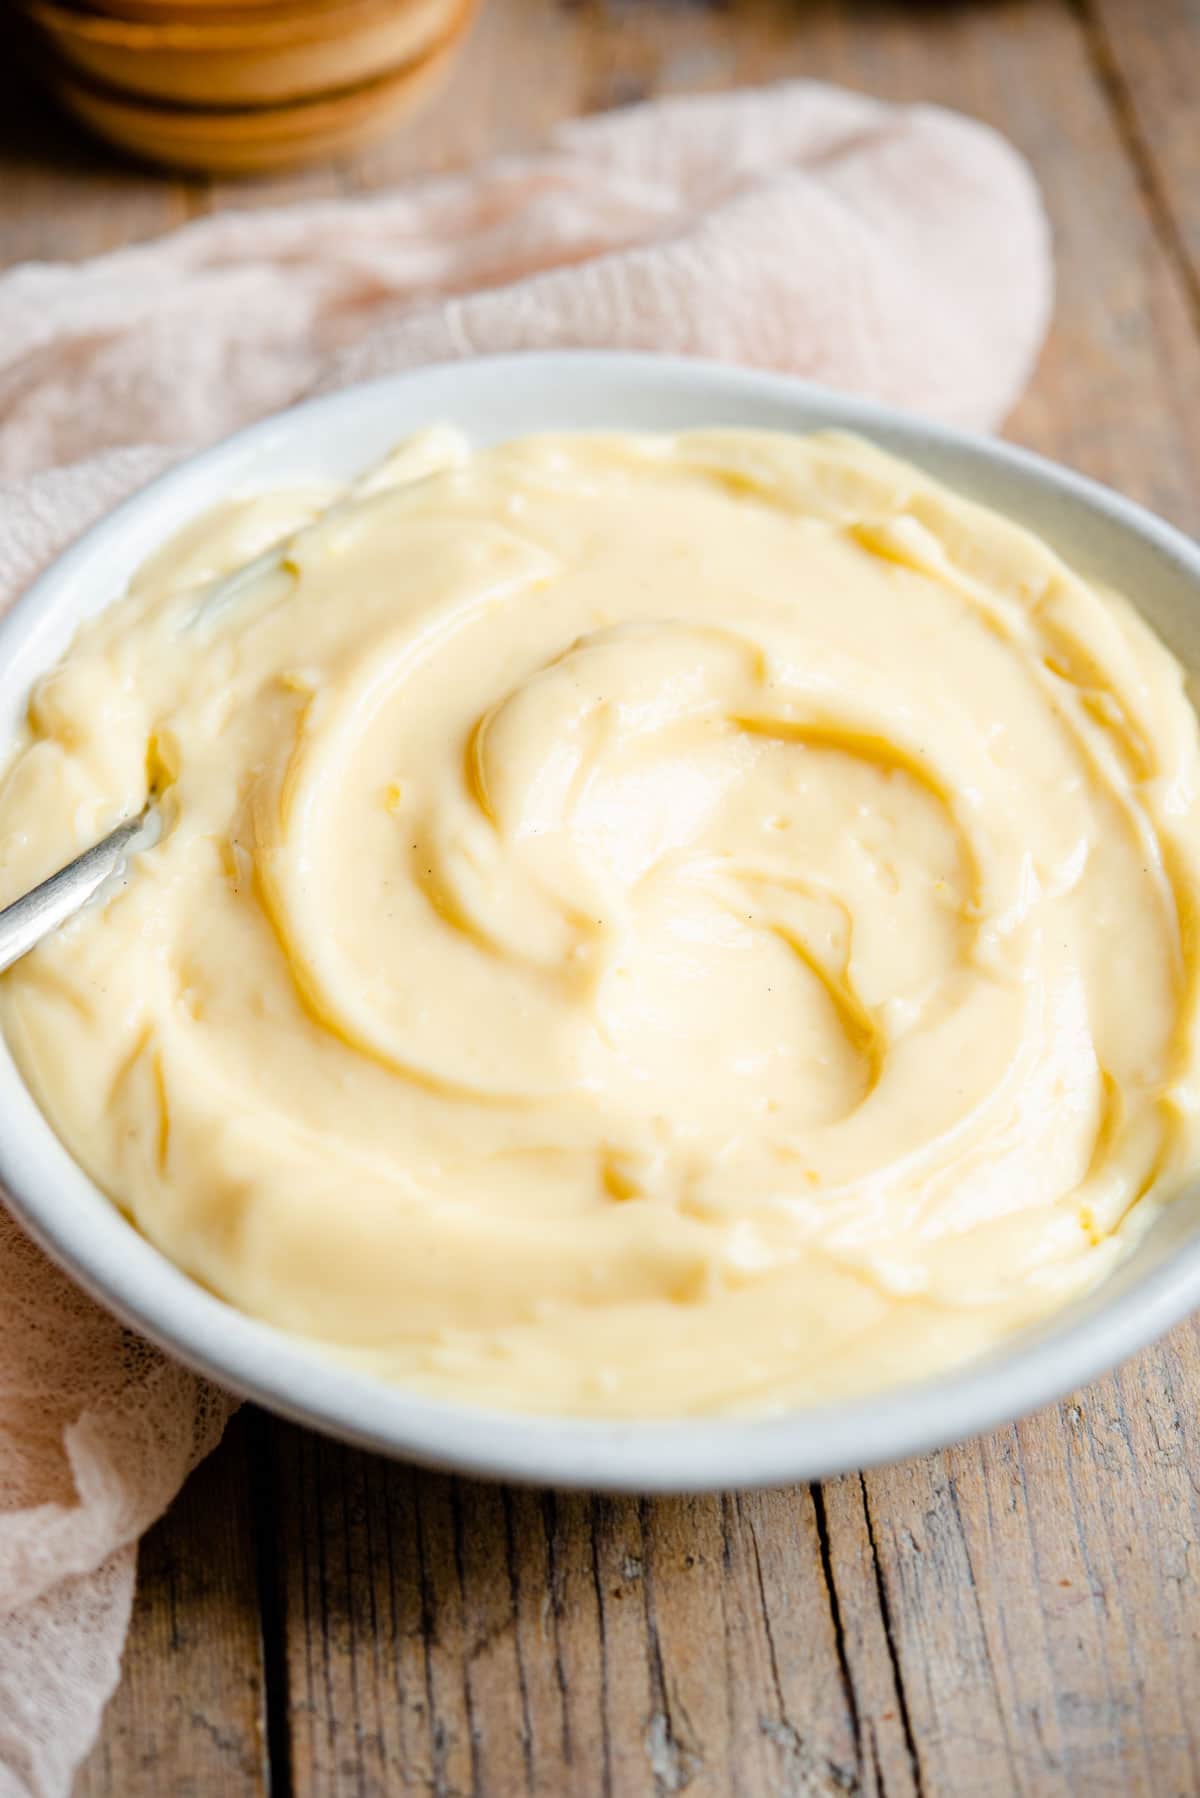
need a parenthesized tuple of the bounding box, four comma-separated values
(2, 427, 1199, 1415)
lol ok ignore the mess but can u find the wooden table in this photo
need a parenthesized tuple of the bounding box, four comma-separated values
(2, 1, 1199, 1791)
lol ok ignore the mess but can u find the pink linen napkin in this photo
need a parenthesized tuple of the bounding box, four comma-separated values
(0, 81, 1051, 1797)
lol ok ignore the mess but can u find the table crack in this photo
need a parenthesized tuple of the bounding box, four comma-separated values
(858, 1475, 925, 1798)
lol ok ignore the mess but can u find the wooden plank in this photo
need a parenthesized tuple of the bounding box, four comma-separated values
(270, 1423, 866, 1795)
(74, 1410, 269, 1798)
(1081, 0, 1200, 296)
(844, 1322, 1200, 1797)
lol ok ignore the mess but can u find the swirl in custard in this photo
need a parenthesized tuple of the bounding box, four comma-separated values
(2, 428, 1198, 1414)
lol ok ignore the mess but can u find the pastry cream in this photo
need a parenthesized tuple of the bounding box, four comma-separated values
(2, 428, 1199, 1415)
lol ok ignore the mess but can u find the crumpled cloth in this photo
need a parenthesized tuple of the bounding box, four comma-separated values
(0, 81, 1052, 1797)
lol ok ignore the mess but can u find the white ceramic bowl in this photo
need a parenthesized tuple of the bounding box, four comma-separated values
(3, 352, 1200, 1493)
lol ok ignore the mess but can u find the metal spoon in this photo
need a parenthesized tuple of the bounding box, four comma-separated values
(0, 459, 396, 979)
(0, 515, 295, 979)
(0, 808, 155, 976)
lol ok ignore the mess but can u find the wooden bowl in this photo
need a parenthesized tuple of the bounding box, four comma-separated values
(27, 0, 461, 107)
(51, 0, 473, 174)
(45, 0, 358, 19)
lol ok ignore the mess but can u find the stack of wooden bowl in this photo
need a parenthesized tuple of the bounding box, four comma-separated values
(18, 0, 477, 176)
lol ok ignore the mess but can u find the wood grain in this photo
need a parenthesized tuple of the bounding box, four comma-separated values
(1081, 0, 1200, 298)
(1, 1, 1199, 1793)
(74, 1411, 269, 1797)
(268, 1429, 872, 1797)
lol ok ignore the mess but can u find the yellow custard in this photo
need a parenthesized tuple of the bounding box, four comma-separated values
(2, 428, 1199, 1415)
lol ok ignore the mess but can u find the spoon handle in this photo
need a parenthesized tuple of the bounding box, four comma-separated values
(0, 812, 150, 976)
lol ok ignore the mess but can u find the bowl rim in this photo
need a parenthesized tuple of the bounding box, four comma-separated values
(3, 348, 1200, 1493)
